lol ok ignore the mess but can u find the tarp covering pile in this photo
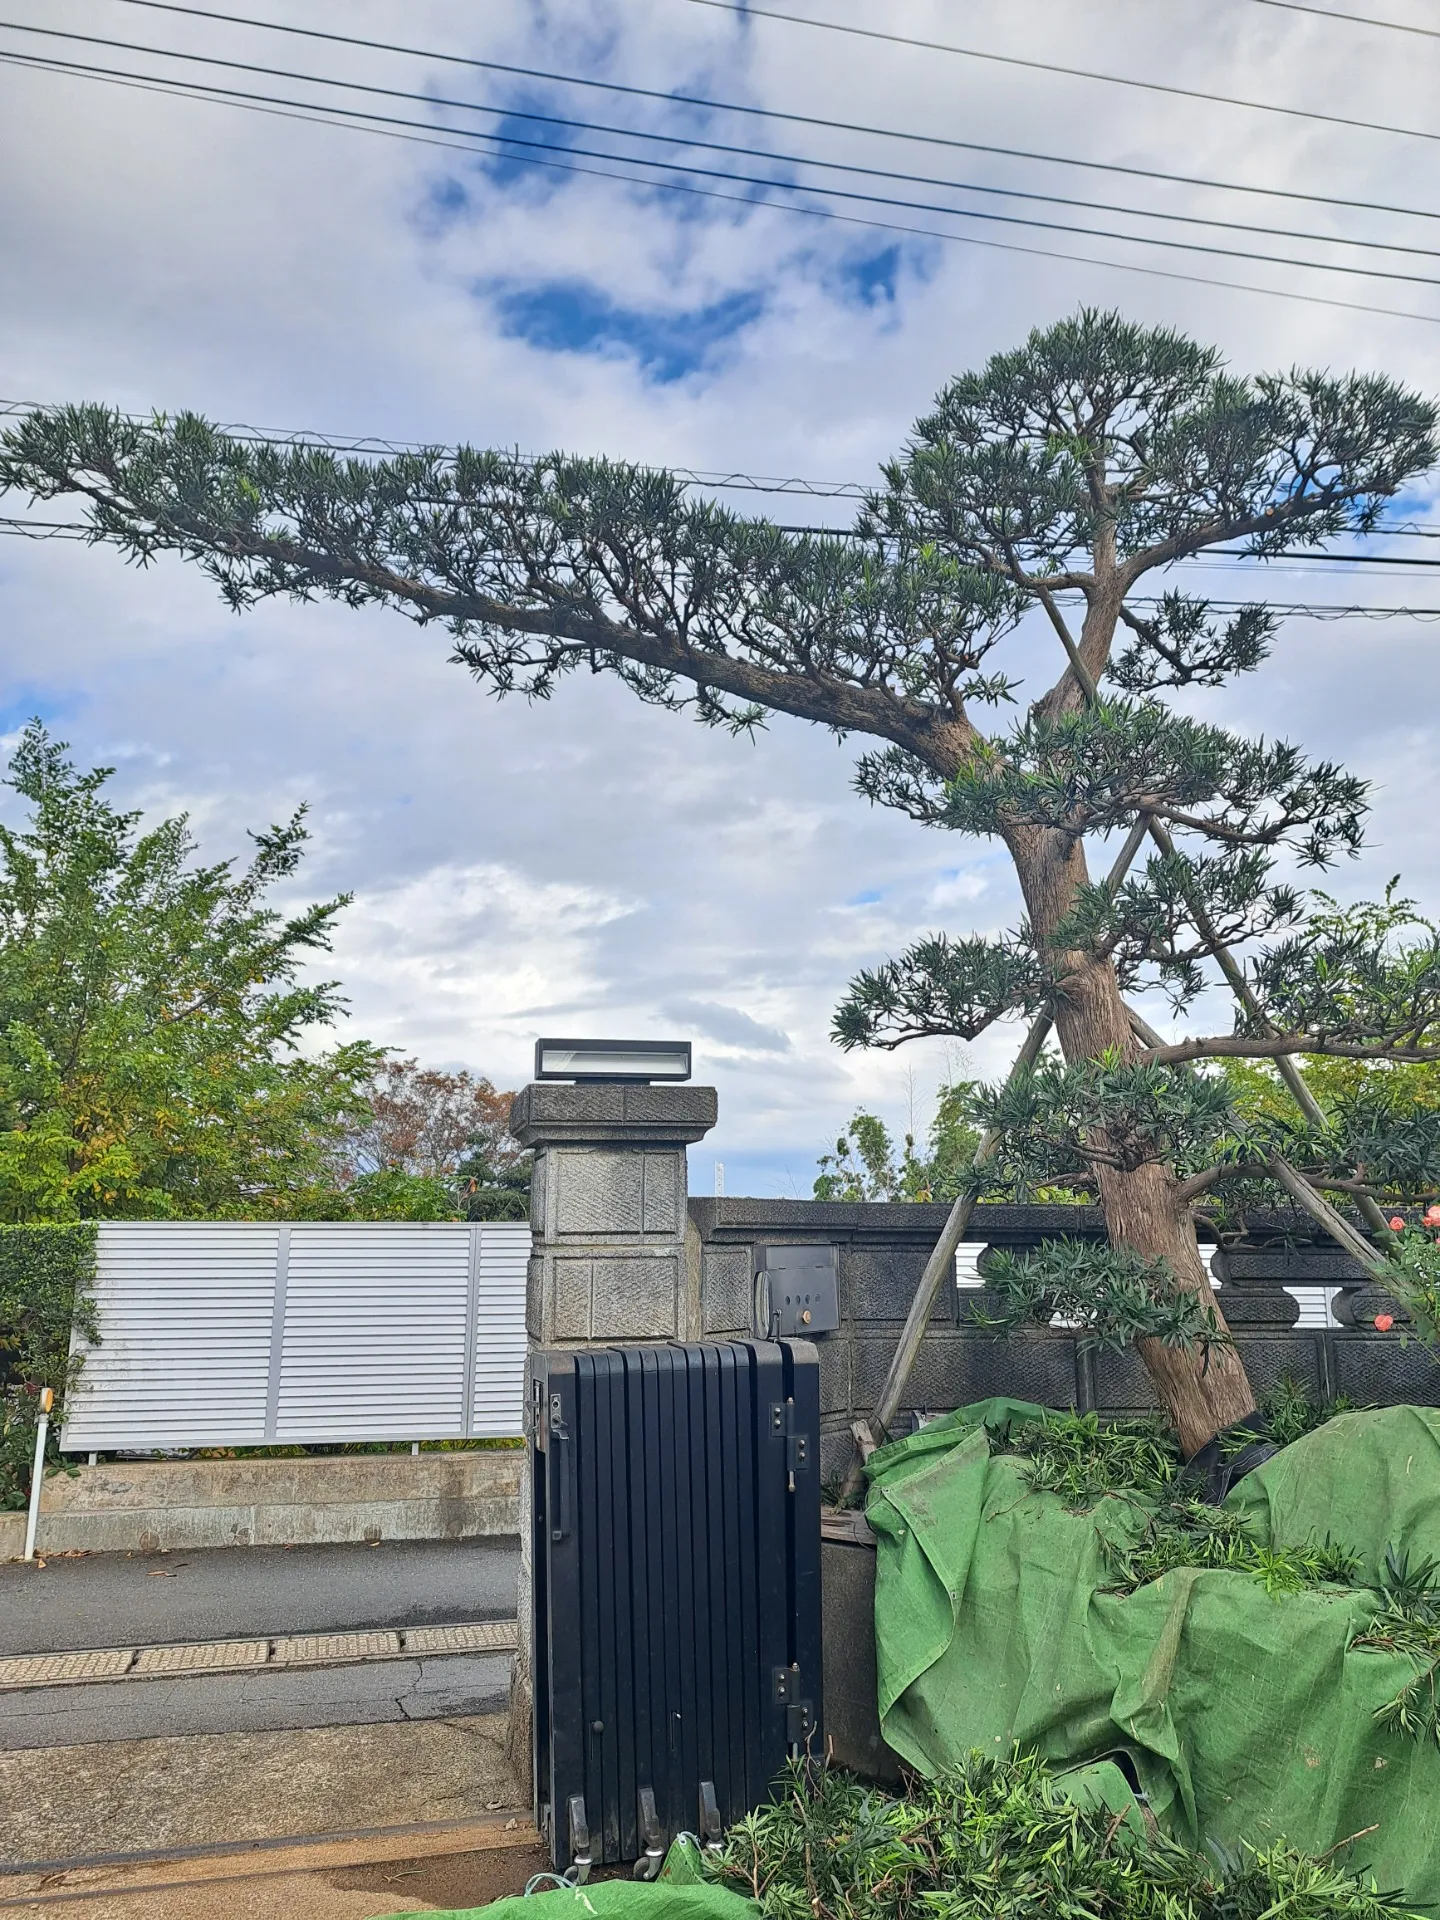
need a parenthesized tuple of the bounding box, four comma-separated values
(868, 1401, 1440, 1908)
(403, 1403, 1440, 1918)
(412, 1839, 753, 1920)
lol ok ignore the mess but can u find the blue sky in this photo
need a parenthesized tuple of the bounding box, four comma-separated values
(2, 0, 1440, 1196)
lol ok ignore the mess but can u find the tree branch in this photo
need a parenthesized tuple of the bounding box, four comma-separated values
(1139, 1032, 1440, 1066)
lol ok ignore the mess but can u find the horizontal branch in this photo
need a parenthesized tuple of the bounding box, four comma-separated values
(1139, 1032, 1440, 1067)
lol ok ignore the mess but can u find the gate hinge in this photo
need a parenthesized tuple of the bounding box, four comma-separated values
(770, 1400, 810, 1485)
(773, 1665, 814, 1746)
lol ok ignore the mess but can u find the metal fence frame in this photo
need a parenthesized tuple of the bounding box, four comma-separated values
(60, 1220, 529, 1451)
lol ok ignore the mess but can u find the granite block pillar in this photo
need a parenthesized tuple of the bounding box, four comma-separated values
(504, 1078, 719, 1780)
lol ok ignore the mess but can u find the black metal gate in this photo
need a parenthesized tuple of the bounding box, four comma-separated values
(530, 1339, 821, 1876)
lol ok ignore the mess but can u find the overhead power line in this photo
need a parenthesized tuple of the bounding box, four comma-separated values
(99, 0, 1440, 227)
(679, 0, 1440, 145)
(7, 19, 1437, 265)
(5, 27, 1438, 288)
(2, 514, 1436, 619)
(1249, 1, 1440, 40)
(4, 398, 1440, 546)
(6, 50, 1440, 329)
(4, 399, 1440, 549)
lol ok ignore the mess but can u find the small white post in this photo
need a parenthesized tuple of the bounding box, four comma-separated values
(23, 1388, 54, 1564)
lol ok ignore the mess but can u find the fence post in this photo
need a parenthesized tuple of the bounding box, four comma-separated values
(23, 1388, 54, 1563)
(504, 1078, 719, 1779)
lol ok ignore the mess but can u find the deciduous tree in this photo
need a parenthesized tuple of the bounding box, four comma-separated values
(0, 723, 378, 1219)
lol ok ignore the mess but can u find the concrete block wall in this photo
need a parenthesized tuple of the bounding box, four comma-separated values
(688, 1199, 1440, 1484)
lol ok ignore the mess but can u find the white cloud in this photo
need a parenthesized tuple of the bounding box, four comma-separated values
(3, 0, 1440, 1190)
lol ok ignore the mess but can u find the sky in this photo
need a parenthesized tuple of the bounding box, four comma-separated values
(2, 0, 1440, 1196)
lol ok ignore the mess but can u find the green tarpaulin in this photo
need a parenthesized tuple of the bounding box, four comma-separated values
(867, 1401, 1440, 1907)
(403, 1839, 757, 1920)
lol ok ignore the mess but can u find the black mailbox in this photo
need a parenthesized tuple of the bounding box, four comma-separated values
(755, 1244, 840, 1339)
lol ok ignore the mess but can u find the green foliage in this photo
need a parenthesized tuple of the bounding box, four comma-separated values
(332, 1168, 460, 1221)
(1351, 1548, 1440, 1747)
(0, 405, 1021, 738)
(1373, 1230, 1440, 1358)
(1114, 1501, 1360, 1595)
(813, 1088, 982, 1202)
(942, 699, 1365, 870)
(0, 1224, 96, 1509)
(833, 935, 1048, 1052)
(814, 1110, 928, 1202)
(864, 309, 1438, 571)
(991, 1402, 1363, 1598)
(1247, 888, 1440, 1058)
(998, 1409, 1181, 1505)
(1108, 594, 1275, 693)
(0, 724, 380, 1221)
(708, 1750, 1413, 1920)
(966, 1055, 1238, 1193)
(1262, 1376, 1358, 1448)
(1221, 1056, 1440, 1222)
(462, 1184, 531, 1222)
(1226, 1056, 1440, 1130)
(994, 1387, 1350, 1511)
(975, 1239, 1226, 1354)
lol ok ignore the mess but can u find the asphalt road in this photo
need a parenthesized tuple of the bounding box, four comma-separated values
(0, 1652, 512, 1750)
(0, 1538, 520, 1656)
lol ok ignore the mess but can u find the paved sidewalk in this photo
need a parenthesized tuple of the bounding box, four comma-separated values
(0, 1539, 519, 1655)
(0, 1711, 525, 1865)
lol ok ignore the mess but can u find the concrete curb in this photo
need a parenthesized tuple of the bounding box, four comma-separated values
(1, 1451, 522, 1560)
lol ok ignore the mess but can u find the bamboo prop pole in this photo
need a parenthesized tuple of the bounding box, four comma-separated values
(1265, 1155, 1390, 1277)
(840, 1009, 1053, 1493)
(840, 610, 1396, 1495)
(838, 817, 1152, 1497)
(1055, 626, 1392, 1242)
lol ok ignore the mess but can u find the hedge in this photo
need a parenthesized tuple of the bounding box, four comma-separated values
(0, 1224, 98, 1510)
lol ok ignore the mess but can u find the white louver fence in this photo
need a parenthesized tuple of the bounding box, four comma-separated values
(60, 1221, 530, 1453)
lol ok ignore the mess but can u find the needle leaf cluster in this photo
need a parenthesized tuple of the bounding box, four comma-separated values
(708, 1750, 1415, 1920)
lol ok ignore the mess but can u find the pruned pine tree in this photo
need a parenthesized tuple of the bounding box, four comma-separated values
(4, 310, 1439, 1453)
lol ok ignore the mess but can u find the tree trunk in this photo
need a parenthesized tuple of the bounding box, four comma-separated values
(1006, 821, 1257, 1456)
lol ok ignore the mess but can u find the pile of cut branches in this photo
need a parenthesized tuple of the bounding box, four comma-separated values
(990, 1399, 1366, 1596)
(709, 1752, 1414, 1920)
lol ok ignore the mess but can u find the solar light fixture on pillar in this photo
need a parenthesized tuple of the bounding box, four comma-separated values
(534, 1039, 692, 1083)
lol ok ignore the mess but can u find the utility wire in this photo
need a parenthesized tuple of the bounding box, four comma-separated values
(1249, 0, 1440, 40)
(678, 0, 1440, 144)
(98, 0, 1440, 227)
(8, 19, 1437, 264)
(6, 49, 1440, 325)
(4, 399, 1440, 549)
(6, 31, 1438, 289)
(1, 514, 1436, 618)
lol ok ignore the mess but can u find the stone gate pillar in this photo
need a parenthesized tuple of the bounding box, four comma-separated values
(505, 1077, 719, 1775)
